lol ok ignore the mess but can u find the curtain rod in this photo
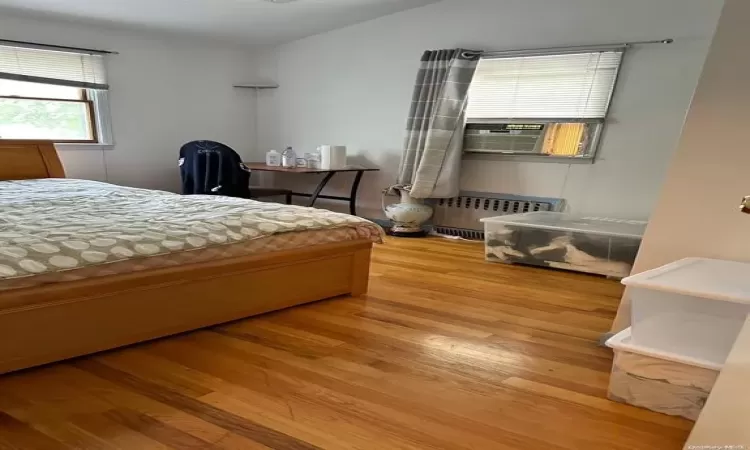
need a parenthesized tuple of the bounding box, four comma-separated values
(479, 38, 673, 57)
(0, 38, 118, 55)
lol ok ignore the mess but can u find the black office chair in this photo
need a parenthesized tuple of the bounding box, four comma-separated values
(179, 140, 292, 204)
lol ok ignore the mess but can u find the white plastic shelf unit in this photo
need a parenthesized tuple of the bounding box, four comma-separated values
(606, 327, 720, 421)
(623, 257, 750, 368)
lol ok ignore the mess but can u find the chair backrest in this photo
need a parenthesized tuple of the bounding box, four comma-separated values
(179, 140, 250, 197)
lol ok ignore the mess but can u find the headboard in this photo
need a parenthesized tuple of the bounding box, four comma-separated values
(0, 141, 66, 181)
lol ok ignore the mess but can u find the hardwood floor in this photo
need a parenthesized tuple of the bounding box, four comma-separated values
(0, 237, 691, 449)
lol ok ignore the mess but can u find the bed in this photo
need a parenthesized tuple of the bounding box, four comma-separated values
(0, 140, 382, 374)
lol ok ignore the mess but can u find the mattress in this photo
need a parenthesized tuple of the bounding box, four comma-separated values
(0, 179, 383, 290)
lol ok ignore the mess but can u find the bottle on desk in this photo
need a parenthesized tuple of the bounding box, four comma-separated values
(282, 146, 296, 168)
(266, 149, 281, 167)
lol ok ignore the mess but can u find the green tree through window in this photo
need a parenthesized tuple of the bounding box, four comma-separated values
(0, 80, 95, 142)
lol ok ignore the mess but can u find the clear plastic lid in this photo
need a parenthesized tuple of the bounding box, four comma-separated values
(606, 327, 723, 371)
(480, 211, 647, 239)
(622, 257, 750, 304)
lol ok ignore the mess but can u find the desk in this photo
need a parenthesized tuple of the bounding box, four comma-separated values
(244, 163, 379, 216)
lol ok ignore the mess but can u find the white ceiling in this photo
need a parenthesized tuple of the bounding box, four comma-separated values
(0, 0, 440, 45)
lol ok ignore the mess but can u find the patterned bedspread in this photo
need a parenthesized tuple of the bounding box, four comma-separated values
(0, 179, 383, 282)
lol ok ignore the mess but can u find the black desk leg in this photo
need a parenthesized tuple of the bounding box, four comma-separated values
(349, 171, 365, 216)
(309, 172, 336, 207)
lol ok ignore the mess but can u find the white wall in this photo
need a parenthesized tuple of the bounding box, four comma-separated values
(0, 14, 261, 192)
(613, 0, 750, 331)
(256, 0, 723, 219)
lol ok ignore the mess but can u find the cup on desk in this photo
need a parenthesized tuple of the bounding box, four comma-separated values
(318, 145, 347, 170)
(304, 153, 320, 169)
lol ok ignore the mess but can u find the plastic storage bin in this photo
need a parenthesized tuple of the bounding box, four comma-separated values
(623, 257, 750, 368)
(481, 212, 646, 278)
(606, 328, 720, 421)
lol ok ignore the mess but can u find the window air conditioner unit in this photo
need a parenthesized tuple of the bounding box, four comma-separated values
(463, 122, 546, 154)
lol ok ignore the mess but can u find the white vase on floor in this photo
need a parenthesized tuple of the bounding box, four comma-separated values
(382, 186, 433, 237)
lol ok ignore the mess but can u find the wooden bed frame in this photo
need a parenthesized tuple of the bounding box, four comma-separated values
(0, 141, 373, 374)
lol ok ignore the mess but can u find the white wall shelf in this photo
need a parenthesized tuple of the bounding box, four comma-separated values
(233, 83, 279, 89)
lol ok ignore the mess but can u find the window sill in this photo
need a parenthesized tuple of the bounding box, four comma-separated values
(462, 152, 595, 164)
(55, 143, 114, 151)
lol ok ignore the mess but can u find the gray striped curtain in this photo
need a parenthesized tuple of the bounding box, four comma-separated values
(396, 49, 480, 199)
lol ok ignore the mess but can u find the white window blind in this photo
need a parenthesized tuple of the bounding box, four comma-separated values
(467, 50, 623, 119)
(0, 44, 108, 90)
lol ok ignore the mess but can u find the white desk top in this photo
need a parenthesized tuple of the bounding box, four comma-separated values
(685, 315, 750, 449)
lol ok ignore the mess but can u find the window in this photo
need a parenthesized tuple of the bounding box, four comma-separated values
(0, 43, 109, 143)
(464, 48, 624, 159)
(0, 80, 97, 142)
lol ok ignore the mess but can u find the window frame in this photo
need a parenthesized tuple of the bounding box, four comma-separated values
(0, 87, 99, 144)
(464, 47, 625, 162)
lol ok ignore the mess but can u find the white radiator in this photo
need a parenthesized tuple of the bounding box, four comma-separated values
(432, 191, 565, 240)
